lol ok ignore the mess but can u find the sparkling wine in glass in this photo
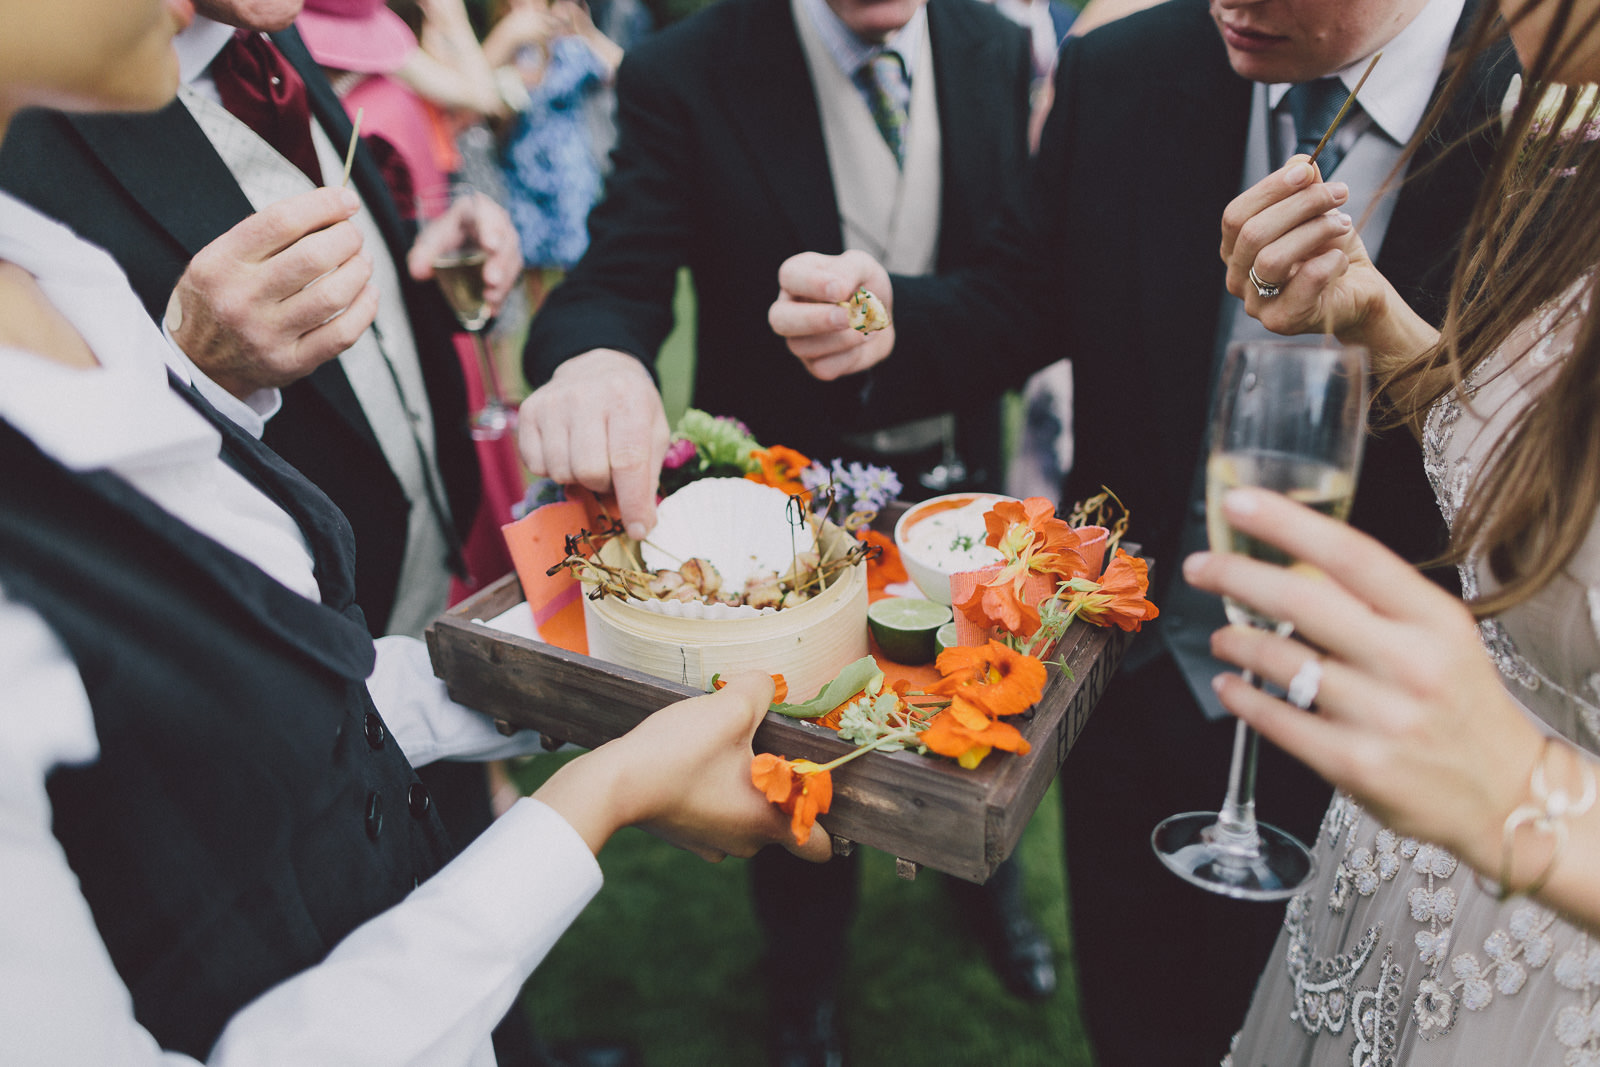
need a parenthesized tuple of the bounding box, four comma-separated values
(429, 190, 513, 440)
(1151, 339, 1367, 901)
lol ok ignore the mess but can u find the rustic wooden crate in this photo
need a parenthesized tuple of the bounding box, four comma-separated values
(427, 572, 1132, 883)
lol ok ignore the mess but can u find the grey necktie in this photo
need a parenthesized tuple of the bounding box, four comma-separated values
(1285, 77, 1354, 176)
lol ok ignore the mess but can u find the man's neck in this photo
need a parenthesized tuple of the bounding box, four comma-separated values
(176, 15, 241, 84)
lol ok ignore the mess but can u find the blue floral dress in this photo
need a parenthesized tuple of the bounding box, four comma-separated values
(501, 35, 606, 270)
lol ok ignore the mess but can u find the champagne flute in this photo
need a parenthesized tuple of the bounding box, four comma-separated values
(429, 188, 514, 440)
(1151, 338, 1368, 900)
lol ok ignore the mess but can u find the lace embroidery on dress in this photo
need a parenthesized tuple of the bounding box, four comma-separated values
(1304, 794, 1581, 1054)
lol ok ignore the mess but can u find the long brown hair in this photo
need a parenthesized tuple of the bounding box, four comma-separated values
(1384, 0, 1600, 617)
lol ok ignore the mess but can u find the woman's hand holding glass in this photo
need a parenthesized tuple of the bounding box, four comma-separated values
(1183, 488, 1544, 881)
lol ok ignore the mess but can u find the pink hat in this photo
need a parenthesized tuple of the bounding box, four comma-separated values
(297, 0, 419, 75)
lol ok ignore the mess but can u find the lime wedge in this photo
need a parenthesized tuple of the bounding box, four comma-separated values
(934, 621, 960, 658)
(867, 597, 954, 665)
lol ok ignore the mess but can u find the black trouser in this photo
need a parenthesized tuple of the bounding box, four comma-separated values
(1061, 651, 1332, 1066)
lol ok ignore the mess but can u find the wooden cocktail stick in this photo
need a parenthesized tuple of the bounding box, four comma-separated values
(340, 107, 364, 188)
(1307, 52, 1382, 171)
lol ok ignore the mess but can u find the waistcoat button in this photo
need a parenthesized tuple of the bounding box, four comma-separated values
(363, 711, 386, 750)
(408, 782, 431, 819)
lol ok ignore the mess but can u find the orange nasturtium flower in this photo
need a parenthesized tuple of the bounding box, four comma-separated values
(750, 753, 833, 845)
(856, 528, 907, 591)
(920, 697, 1032, 770)
(957, 498, 1095, 638)
(746, 445, 812, 497)
(1064, 549, 1160, 633)
(712, 673, 789, 703)
(984, 497, 1091, 578)
(928, 640, 1047, 718)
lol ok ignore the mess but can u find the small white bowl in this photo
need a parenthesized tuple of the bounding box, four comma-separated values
(892, 492, 1014, 604)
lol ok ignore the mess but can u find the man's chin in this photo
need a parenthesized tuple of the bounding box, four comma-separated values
(191, 0, 303, 32)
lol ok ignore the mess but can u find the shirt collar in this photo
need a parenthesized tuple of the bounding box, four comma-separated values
(1266, 0, 1466, 146)
(176, 15, 239, 85)
(799, 0, 926, 82)
(0, 192, 219, 473)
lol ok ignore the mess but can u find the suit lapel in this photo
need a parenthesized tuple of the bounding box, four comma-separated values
(1134, 45, 1252, 385)
(926, 0, 1001, 252)
(66, 104, 256, 260)
(719, 0, 843, 255)
(1376, 9, 1516, 323)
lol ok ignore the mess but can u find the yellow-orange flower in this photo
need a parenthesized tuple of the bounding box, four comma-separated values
(954, 574, 1041, 638)
(928, 640, 1047, 718)
(984, 497, 1091, 579)
(713, 673, 789, 703)
(920, 699, 1032, 769)
(1066, 549, 1160, 632)
(857, 529, 908, 591)
(746, 445, 812, 497)
(750, 753, 833, 844)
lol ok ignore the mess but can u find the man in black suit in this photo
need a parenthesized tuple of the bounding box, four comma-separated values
(769, 0, 1516, 1061)
(515, 0, 1052, 1062)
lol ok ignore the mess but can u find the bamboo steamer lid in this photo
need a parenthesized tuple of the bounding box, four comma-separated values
(582, 509, 868, 701)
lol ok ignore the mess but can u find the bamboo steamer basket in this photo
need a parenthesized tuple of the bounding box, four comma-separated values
(582, 508, 868, 701)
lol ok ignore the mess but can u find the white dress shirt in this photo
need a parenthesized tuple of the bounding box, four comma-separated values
(0, 190, 601, 1066)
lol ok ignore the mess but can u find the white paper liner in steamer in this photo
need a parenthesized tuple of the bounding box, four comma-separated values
(633, 479, 814, 619)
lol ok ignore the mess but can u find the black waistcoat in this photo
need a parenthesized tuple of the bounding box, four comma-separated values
(0, 377, 453, 1058)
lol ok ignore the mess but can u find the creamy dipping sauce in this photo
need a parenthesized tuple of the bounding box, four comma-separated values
(901, 498, 1004, 572)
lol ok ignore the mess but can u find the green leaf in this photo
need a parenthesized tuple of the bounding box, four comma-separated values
(767, 656, 883, 719)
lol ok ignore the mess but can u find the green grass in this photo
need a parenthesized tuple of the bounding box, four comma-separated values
(508, 757, 1095, 1067)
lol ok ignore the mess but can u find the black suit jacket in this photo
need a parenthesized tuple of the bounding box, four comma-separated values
(873, 0, 1516, 602)
(523, 0, 1033, 459)
(0, 27, 479, 637)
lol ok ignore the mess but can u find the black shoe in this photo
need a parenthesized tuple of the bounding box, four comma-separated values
(767, 991, 846, 1067)
(542, 1040, 643, 1067)
(988, 911, 1058, 1002)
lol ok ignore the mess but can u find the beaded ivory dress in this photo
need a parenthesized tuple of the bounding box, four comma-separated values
(1227, 281, 1600, 1067)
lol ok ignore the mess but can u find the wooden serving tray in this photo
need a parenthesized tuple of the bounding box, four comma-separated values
(428, 571, 1133, 883)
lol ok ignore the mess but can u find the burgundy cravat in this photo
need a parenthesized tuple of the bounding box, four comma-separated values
(211, 29, 325, 186)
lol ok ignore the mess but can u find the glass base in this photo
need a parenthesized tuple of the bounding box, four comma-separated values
(1150, 811, 1317, 901)
(471, 402, 513, 441)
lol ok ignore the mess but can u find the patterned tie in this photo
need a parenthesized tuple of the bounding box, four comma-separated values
(1284, 76, 1353, 176)
(858, 51, 910, 167)
(211, 29, 325, 186)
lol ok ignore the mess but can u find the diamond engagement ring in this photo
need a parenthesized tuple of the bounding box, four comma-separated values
(1286, 657, 1324, 710)
(1249, 266, 1283, 298)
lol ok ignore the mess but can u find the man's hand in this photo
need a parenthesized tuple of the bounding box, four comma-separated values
(769, 250, 895, 381)
(517, 349, 670, 540)
(407, 192, 521, 318)
(168, 186, 377, 400)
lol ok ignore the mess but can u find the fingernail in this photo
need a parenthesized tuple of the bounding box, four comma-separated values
(1336, 211, 1353, 228)
(1182, 551, 1211, 578)
(1211, 674, 1227, 694)
(338, 188, 360, 212)
(1326, 182, 1350, 202)
(831, 307, 849, 330)
(1283, 162, 1312, 186)
(627, 522, 647, 541)
(1225, 488, 1260, 514)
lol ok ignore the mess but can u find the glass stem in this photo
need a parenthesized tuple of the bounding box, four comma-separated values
(471, 329, 507, 410)
(1214, 671, 1264, 856)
